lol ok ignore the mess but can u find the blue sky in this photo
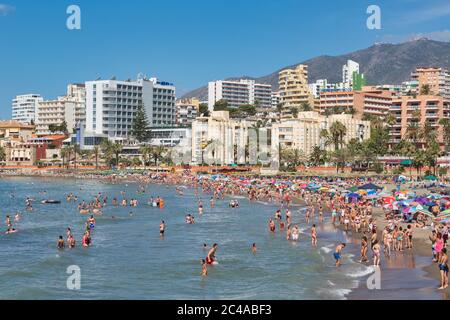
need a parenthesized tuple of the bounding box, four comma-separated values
(1, 0, 450, 119)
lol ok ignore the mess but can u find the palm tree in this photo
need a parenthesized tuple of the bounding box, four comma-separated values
(101, 140, 123, 168)
(139, 145, 152, 168)
(250, 119, 269, 164)
(280, 147, 305, 171)
(419, 120, 437, 148)
(60, 146, 70, 168)
(111, 142, 123, 168)
(413, 149, 427, 175)
(276, 103, 283, 122)
(0, 146, 5, 162)
(439, 118, 450, 154)
(150, 146, 167, 166)
(309, 146, 328, 167)
(290, 106, 299, 119)
(91, 146, 100, 170)
(329, 121, 347, 151)
(329, 148, 349, 173)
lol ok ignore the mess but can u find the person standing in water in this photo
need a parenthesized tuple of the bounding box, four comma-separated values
(206, 243, 218, 265)
(268, 218, 276, 233)
(311, 224, 317, 246)
(438, 248, 449, 290)
(159, 220, 165, 237)
(334, 243, 346, 267)
(252, 243, 257, 254)
(201, 259, 208, 276)
(57, 236, 65, 249)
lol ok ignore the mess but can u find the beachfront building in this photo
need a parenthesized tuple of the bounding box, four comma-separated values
(401, 80, 419, 96)
(271, 112, 370, 159)
(149, 127, 192, 148)
(411, 67, 450, 98)
(11, 94, 44, 124)
(318, 90, 393, 119)
(208, 79, 272, 110)
(271, 91, 280, 109)
(278, 65, 314, 117)
(309, 79, 348, 99)
(176, 98, 199, 126)
(35, 84, 87, 136)
(191, 111, 258, 165)
(388, 95, 450, 150)
(85, 77, 176, 140)
(0, 120, 35, 144)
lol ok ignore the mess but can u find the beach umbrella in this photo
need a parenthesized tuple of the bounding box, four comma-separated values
(413, 209, 435, 220)
(347, 193, 360, 198)
(359, 183, 383, 190)
(424, 175, 438, 181)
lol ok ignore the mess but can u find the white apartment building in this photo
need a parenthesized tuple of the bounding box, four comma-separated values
(35, 84, 86, 135)
(176, 98, 199, 126)
(85, 77, 176, 139)
(208, 79, 272, 110)
(12, 94, 44, 124)
(36, 98, 76, 135)
(342, 60, 360, 89)
(191, 111, 258, 165)
(271, 112, 370, 158)
(309, 80, 347, 98)
(271, 91, 280, 108)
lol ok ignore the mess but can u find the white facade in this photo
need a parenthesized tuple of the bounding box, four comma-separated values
(12, 94, 43, 124)
(271, 112, 371, 158)
(85, 77, 176, 139)
(191, 111, 256, 165)
(271, 91, 280, 108)
(176, 98, 199, 126)
(208, 79, 272, 110)
(342, 60, 360, 88)
(35, 84, 86, 135)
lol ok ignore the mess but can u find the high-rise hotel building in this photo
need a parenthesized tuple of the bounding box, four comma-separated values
(208, 79, 272, 110)
(12, 94, 44, 124)
(278, 65, 313, 117)
(85, 77, 176, 139)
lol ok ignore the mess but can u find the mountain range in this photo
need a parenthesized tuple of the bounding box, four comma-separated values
(181, 38, 450, 101)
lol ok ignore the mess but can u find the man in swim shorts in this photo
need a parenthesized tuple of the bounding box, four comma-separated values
(334, 243, 346, 267)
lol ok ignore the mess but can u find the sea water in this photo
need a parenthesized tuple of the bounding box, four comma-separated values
(0, 177, 380, 300)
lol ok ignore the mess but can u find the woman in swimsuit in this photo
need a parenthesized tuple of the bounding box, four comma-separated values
(360, 236, 369, 263)
(373, 240, 381, 266)
(311, 224, 317, 246)
(292, 225, 300, 241)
